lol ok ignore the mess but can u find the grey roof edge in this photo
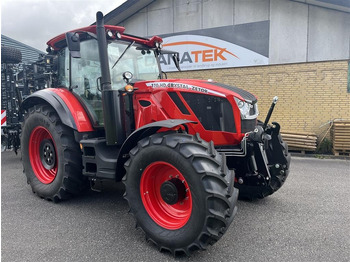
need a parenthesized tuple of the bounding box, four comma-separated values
(1, 34, 45, 54)
(91, 0, 155, 26)
(292, 0, 350, 13)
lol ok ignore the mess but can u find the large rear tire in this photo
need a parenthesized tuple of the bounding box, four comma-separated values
(123, 132, 238, 256)
(21, 105, 87, 201)
(1, 46, 22, 64)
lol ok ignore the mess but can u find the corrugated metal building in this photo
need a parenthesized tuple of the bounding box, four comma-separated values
(1, 34, 44, 64)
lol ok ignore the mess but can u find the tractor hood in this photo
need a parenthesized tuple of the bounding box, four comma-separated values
(136, 79, 258, 104)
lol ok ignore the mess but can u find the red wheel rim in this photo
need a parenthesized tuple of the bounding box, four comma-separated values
(29, 126, 57, 184)
(140, 161, 192, 230)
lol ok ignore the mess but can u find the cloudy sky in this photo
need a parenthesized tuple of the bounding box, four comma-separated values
(1, 0, 127, 51)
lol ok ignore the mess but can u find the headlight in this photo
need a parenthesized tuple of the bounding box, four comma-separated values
(234, 97, 258, 120)
(155, 42, 163, 49)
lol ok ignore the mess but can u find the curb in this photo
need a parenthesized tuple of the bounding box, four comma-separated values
(290, 152, 350, 160)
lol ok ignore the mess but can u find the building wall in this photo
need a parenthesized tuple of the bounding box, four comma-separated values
(168, 60, 350, 137)
(120, 0, 350, 64)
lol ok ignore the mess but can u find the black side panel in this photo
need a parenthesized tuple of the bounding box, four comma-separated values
(168, 92, 190, 115)
(102, 89, 125, 145)
(80, 138, 120, 180)
(20, 89, 77, 130)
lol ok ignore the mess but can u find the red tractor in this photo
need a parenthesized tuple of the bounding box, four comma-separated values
(21, 12, 290, 255)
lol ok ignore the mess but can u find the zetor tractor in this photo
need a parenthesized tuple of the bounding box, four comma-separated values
(21, 12, 290, 255)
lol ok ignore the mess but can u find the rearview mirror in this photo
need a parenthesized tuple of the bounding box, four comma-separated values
(65, 32, 81, 58)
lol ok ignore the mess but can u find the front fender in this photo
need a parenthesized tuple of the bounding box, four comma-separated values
(115, 119, 195, 180)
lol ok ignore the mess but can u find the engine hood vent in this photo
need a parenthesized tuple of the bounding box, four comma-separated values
(209, 82, 257, 104)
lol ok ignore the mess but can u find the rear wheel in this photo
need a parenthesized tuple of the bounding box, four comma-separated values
(21, 105, 87, 201)
(124, 132, 238, 256)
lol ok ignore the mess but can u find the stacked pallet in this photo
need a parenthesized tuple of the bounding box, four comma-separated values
(281, 131, 317, 153)
(332, 120, 350, 156)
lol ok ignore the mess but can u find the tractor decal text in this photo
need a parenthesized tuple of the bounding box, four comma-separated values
(146, 82, 225, 97)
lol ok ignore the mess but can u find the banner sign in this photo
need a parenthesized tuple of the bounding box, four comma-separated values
(161, 35, 268, 72)
(158, 21, 269, 72)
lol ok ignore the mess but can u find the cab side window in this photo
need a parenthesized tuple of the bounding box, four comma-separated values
(70, 40, 104, 126)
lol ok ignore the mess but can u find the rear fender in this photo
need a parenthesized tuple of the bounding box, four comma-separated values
(21, 88, 94, 132)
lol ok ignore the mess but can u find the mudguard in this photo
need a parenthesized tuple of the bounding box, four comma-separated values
(21, 88, 93, 132)
(115, 119, 195, 180)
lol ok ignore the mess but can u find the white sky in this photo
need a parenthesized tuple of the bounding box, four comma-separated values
(1, 0, 127, 51)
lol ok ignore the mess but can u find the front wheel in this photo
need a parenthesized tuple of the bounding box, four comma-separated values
(21, 105, 87, 201)
(123, 132, 238, 256)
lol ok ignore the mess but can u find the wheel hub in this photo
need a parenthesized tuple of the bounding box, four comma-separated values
(40, 139, 56, 169)
(160, 178, 186, 205)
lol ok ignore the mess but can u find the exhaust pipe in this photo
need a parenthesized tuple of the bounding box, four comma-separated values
(96, 11, 111, 90)
(96, 11, 125, 145)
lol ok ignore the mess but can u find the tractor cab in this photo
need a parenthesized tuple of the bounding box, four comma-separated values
(50, 27, 162, 128)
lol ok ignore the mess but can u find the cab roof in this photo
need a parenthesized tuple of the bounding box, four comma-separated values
(46, 25, 163, 51)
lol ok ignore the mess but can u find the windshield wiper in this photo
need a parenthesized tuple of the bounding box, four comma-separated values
(111, 41, 135, 69)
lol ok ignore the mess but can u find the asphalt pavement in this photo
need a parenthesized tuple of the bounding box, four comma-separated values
(1, 151, 350, 262)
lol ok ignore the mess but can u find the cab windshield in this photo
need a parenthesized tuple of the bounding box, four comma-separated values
(108, 41, 161, 87)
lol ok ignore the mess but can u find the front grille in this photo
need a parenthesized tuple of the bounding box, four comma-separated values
(181, 92, 236, 132)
